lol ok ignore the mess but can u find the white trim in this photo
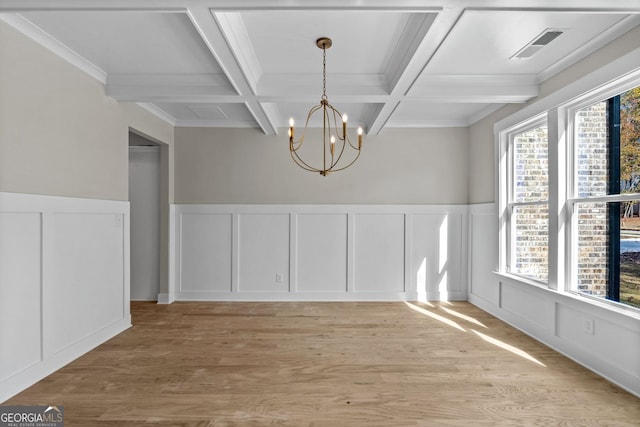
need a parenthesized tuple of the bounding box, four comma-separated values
(569, 193, 640, 204)
(0, 191, 129, 212)
(0, 14, 107, 84)
(136, 103, 178, 127)
(500, 115, 550, 281)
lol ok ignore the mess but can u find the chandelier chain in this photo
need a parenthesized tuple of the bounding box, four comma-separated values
(322, 44, 327, 101)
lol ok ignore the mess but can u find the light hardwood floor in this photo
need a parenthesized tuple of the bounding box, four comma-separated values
(5, 301, 640, 426)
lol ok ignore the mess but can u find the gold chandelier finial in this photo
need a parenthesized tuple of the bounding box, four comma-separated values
(288, 37, 363, 176)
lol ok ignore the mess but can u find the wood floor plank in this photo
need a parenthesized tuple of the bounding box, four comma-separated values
(4, 301, 639, 426)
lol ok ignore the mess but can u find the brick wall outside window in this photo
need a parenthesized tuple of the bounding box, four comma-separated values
(513, 126, 549, 282)
(575, 101, 609, 297)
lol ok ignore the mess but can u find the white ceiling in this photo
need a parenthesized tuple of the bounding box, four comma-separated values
(2, 1, 639, 135)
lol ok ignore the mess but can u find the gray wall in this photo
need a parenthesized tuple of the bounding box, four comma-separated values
(175, 127, 470, 204)
(0, 20, 174, 201)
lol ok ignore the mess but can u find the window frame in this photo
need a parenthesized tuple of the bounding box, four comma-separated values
(497, 51, 640, 316)
(565, 89, 638, 308)
(503, 116, 550, 284)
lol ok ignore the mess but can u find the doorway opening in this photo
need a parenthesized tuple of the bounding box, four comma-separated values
(129, 132, 161, 301)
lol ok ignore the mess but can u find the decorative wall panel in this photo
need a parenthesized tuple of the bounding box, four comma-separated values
(296, 214, 348, 293)
(409, 213, 465, 301)
(173, 204, 469, 301)
(0, 192, 130, 402)
(47, 213, 125, 355)
(238, 213, 290, 293)
(353, 214, 405, 293)
(180, 213, 232, 293)
(0, 213, 42, 383)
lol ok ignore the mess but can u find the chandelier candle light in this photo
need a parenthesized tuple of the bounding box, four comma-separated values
(288, 37, 363, 176)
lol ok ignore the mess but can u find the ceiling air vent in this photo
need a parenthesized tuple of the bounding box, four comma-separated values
(511, 29, 564, 60)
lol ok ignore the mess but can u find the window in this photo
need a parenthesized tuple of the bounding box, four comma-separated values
(499, 72, 640, 313)
(506, 121, 549, 283)
(570, 88, 640, 309)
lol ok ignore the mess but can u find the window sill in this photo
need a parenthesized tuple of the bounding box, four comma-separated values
(493, 271, 640, 322)
(493, 271, 549, 291)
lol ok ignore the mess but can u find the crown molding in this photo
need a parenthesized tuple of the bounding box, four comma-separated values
(0, 13, 107, 83)
(137, 103, 178, 126)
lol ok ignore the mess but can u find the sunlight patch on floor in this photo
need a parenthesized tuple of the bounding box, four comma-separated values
(404, 301, 546, 367)
(471, 329, 547, 367)
(403, 301, 466, 332)
(439, 306, 487, 328)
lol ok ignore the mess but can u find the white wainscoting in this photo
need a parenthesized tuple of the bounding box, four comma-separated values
(168, 204, 468, 302)
(468, 203, 640, 397)
(0, 192, 131, 402)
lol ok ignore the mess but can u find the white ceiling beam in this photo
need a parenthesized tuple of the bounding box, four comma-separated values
(212, 12, 262, 95)
(365, 101, 401, 135)
(387, 119, 475, 128)
(258, 74, 389, 98)
(106, 73, 237, 101)
(257, 95, 390, 104)
(407, 75, 539, 102)
(384, 13, 438, 91)
(187, 7, 278, 135)
(175, 119, 256, 127)
(106, 72, 537, 104)
(367, 7, 466, 134)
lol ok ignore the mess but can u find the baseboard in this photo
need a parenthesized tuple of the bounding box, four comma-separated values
(0, 317, 131, 403)
(172, 290, 468, 302)
(156, 293, 175, 304)
(468, 293, 640, 398)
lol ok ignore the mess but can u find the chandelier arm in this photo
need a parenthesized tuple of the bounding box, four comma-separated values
(305, 103, 323, 128)
(327, 103, 361, 150)
(290, 149, 322, 173)
(334, 107, 345, 141)
(345, 135, 360, 150)
(329, 135, 349, 170)
(290, 104, 324, 151)
(326, 149, 361, 173)
(290, 138, 319, 170)
(321, 102, 359, 172)
(290, 137, 304, 151)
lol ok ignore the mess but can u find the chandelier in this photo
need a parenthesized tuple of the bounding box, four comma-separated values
(288, 37, 363, 176)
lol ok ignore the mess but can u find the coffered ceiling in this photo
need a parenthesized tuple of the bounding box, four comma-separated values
(1, 1, 639, 135)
